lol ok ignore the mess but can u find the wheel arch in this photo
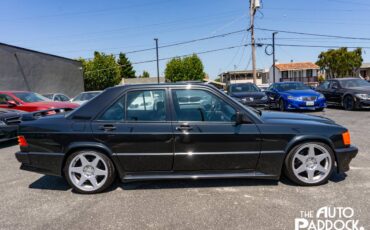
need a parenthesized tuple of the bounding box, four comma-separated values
(62, 142, 124, 179)
(283, 135, 338, 172)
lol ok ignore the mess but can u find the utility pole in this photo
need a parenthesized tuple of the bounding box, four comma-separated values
(154, 38, 160, 84)
(249, 0, 259, 84)
(272, 32, 278, 83)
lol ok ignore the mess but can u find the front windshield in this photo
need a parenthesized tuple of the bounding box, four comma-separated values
(230, 84, 260, 93)
(13, 92, 50, 102)
(275, 82, 310, 91)
(340, 79, 370, 88)
(43, 94, 53, 99)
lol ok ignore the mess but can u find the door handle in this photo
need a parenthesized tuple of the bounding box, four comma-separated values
(176, 124, 193, 131)
(99, 124, 116, 131)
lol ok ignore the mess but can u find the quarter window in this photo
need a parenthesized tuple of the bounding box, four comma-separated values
(99, 95, 126, 121)
(172, 89, 236, 122)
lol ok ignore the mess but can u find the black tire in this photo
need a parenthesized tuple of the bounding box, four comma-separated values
(284, 142, 335, 186)
(64, 150, 116, 194)
(343, 95, 355, 111)
(316, 108, 324, 112)
(279, 99, 285, 111)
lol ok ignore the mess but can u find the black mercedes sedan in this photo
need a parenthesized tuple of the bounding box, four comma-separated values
(316, 78, 370, 110)
(227, 83, 268, 108)
(0, 108, 22, 143)
(15, 83, 358, 194)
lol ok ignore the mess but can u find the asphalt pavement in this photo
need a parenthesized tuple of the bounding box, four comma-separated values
(0, 108, 369, 230)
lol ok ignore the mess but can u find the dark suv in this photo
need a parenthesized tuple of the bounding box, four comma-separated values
(16, 83, 357, 194)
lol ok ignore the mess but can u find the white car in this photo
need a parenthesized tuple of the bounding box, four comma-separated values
(70, 91, 102, 105)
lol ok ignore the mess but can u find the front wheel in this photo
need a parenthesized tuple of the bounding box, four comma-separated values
(64, 150, 116, 194)
(284, 142, 335, 186)
(343, 95, 356, 111)
(279, 99, 286, 111)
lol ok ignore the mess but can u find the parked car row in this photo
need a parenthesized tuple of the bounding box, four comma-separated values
(226, 77, 370, 111)
(0, 90, 102, 143)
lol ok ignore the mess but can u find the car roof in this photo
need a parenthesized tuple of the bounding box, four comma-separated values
(274, 81, 303, 85)
(331, 78, 361, 81)
(0, 91, 31, 94)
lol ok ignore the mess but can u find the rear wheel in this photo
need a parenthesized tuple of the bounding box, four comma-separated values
(343, 95, 355, 111)
(64, 150, 116, 194)
(284, 142, 334, 186)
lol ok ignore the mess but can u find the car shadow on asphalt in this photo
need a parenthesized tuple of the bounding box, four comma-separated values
(0, 139, 17, 149)
(119, 178, 279, 191)
(29, 175, 70, 191)
(27, 171, 347, 193)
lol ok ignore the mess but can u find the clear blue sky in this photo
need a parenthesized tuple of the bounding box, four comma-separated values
(1, 0, 370, 79)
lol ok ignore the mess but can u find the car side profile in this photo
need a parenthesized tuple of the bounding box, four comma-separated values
(266, 82, 326, 111)
(0, 91, 79, 112)
(43, 93, 71, 102)
(316, 78, 370, 110)
(70, 91, 102, 105)
(15, 84, 357, 194)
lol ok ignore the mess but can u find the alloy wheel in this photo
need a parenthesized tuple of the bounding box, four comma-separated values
(68, 152, 108, 192)
(291, 143, 332, 184)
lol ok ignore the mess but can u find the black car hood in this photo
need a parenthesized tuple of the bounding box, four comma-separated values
(346, 86, 370, 93)
(0, 109, 23, 120)
(260, 111, 335, 125)
(230, 92, 266, 98)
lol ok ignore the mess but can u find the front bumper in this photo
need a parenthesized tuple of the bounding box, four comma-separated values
(334, 145, 358, 173)
(15, 151, 64, 176)
(0, 125, 18, 142)
(358, 99, 370, 109)
(286, 99, 326, 110)
(239, 99, 268, 108)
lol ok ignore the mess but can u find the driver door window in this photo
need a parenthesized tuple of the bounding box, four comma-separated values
(172, 89, 236, 122)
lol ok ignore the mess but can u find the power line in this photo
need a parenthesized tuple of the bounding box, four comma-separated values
(259, 43, 370, 49)
(84, 29, 247, 60)
(255, 27, 370, 41)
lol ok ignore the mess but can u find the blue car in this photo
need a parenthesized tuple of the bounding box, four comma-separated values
(266, 82, 326, 111)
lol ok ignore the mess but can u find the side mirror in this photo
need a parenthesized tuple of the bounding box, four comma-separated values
(7, 100, 17, 107)
(235, 111, 250, 125)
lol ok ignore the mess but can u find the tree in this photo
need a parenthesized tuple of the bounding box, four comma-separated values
(140, 71, 150, 78)
(165, 54, 206, 82)
(79, 51, 121, 91)
(316, 47, 363, 78)
(117, 52, 136, 79)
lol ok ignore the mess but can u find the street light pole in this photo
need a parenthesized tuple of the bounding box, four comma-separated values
(272, 32, 278, 83)
(154, 38, 160, 84)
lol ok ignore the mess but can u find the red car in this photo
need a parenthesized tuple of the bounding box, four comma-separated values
(0, 91, 79, 112)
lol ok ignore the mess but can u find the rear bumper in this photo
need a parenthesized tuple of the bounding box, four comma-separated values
(334, 145, 358, 173)
(15, 151, 64, 176)
(0, 125, 18, 142)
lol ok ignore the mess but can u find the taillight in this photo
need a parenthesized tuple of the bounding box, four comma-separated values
(18, 135, 28, 147)
(342, 131, 351, 146)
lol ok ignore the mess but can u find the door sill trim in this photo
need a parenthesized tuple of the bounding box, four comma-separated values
(122, 170, 278, 182)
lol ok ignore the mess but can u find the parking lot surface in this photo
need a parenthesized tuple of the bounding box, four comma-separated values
(0, 108, 369, 230)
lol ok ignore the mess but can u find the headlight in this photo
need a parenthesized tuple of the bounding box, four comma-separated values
(261, 96, 268, 100)
(318, 94, 325, 99)
(355, 94, 368, 100)
(0, 121, 6, 127)
(287, 95, 302, 101)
